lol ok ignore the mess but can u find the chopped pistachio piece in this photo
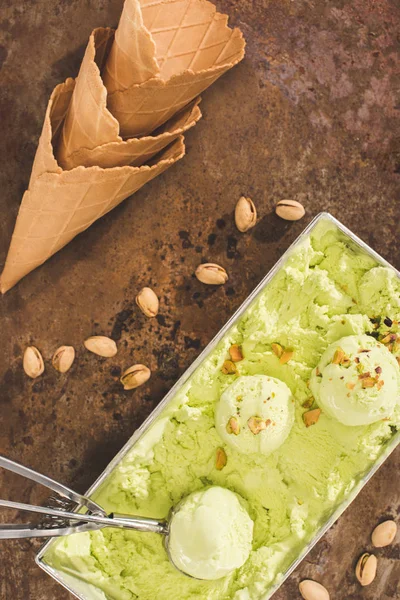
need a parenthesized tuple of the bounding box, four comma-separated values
(361, 377, 377, 388)
(221, 360, 238, 375)
(303, 408, 321, 427)
(302, 397, 314, 409)
(280, 349, 294, 364)
(271, 343, 283, 358)
(332, 347, 345, 364)
(229, 344, 244, 362)
(381, 333, 397, 344)
(247, 416, 268, 435)
(226, 417, 240, 435)
(215, 447, 227, 470)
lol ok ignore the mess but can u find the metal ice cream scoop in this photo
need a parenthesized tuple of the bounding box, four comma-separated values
(0, 455, 168, 538)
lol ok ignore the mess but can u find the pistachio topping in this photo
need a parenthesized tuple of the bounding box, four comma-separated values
(221, 360, 238, 375)
(380, 333, 397, 344)
(332, 347, 350, 366)
(215, 447, 227, 470)
(361, 377, 377, 389)
(229, 344, 244, 362)
(271, 343, 283, 358)
(302, 397, 314, 409)
(280, 349, 294, 364)
(247, 416, 269, 435)
(303, 408, 321, 427)
(226, 417, 240, 435)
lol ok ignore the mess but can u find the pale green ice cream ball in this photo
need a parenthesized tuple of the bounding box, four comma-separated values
(168, 486, 253, 581)
(215, 375, 295, 456)
(310, 334, 400, 426)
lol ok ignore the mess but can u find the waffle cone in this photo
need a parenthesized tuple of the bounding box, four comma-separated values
(0, 81, 185, 293)
(103, 0, 245, 137)
(57, 28, 201, 170)
(1, 0, 244, 292)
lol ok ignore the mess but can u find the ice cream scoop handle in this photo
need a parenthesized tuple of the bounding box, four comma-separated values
(110, 513, 168, 534)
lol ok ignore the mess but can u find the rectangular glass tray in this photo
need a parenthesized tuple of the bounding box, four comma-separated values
(36, 212, 400, 600)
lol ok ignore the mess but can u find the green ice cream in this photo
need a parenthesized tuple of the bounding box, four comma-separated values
(45, 219, 400, 600)
(168, 486, 253, 580)
(215, 375, 295, 455)
(310, 334, 399, 426)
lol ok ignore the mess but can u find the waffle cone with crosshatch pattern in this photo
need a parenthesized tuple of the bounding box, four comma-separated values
(1, 0, 245, 292)
(0, 80, 185, 293)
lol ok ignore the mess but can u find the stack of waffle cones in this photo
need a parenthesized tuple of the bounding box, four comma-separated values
(1, 0, 245, 293)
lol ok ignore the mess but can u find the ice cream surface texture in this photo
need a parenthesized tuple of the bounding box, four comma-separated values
(168, 486, 253, 580)
(215, 375, 295, 455)
(45, 219, 400, 600)
(310, 335, 399, 426)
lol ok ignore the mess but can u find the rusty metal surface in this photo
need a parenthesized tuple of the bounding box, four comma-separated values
(0, 0, 399, 598)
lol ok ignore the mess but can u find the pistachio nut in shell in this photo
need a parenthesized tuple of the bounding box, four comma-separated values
(84, 336, 117, 357)
(355, 553, 377, 586)
(52, 346, 75, 373)
(195, 263, 228, 285)
(235, 196, 257, 232)
(275, 199, 305, 221)
(299, 580, 330, 600)
(120, 364, 151, 390)
(136, 287, 159, 318)
(371, 520, 397, 548)
(23, 346, 45, 379)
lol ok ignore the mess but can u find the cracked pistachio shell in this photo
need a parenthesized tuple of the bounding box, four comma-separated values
(355, 553, 377, 586)
(371, 520, 397, 548)
(299, 580, 330, 600)
(195, 263, 228, 285)
(52, 346, 75, 373)
(23, 346, 45, 379)
(136, 287, 159, 317)
(84, 336, 117, 357)
(235, 196, 257, 232)
(275, 199, 305, 221)
(120, 364, 151, 390)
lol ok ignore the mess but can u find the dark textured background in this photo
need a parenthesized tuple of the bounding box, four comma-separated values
(0, 0, 399, 598)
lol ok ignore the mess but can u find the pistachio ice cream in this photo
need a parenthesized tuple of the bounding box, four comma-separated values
(168, 486, 253, 580)
(45, 219, 400, 600)
(215, 375, 294, 456)
(310, 334, 399, 426)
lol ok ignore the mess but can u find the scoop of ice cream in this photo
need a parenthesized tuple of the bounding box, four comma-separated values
(310, 334, 399, 426)
(215, 375, 295, 456)
(168, 486, 253, 580)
